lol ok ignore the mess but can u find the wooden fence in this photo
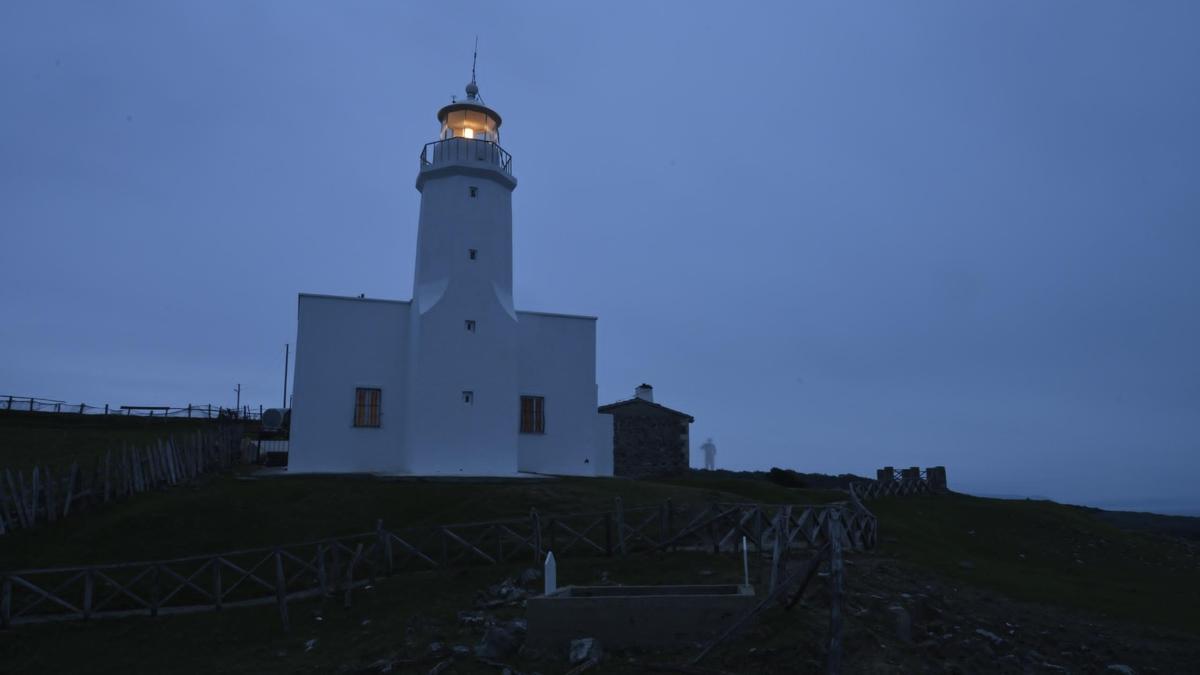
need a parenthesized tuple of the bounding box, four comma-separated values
(850, 478, 936, 500)
(0, 498, 876, 629)
(1, 395, 261, 420)
(0, 425, 243, 536)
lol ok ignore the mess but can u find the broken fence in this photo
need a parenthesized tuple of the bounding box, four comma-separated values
(0, 425, 244, 536)
(0, 498, 877, 628)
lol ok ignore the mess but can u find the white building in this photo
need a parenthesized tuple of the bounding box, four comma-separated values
(288, 78, 613, 477)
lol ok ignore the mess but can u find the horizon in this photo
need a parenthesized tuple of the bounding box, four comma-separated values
(2, 3, 1198, 513)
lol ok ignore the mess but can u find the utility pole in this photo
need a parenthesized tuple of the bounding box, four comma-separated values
(283, 343, 290, 409)
(234, 383, 241, 413)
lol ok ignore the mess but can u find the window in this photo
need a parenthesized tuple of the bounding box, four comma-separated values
(469, 186, 478, 198)
(465, 319, 476, 332)
(468, 248, 477, 260)
(520, 395, 545, 434)
(353, 388, 381, 427)
(463, 390, 474, 405)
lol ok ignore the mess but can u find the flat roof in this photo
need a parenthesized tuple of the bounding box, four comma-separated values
(296, 294, 595, 320)
(298, 293, 411, 306)
(516, 309, 598, 321)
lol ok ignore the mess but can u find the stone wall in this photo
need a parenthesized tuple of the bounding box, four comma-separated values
(612, 414, 690, 478)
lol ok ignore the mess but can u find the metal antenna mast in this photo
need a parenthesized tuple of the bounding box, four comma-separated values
(472, 36, 478, 83)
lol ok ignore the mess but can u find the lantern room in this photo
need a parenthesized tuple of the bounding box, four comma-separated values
(437, 81, 502, 143)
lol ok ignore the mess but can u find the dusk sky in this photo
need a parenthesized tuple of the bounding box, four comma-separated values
(2, 2, 1198, 511)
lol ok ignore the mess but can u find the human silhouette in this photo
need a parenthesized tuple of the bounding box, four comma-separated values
(701, 437, 717, 470)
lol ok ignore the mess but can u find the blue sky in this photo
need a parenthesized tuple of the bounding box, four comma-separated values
(2, 2, 1198, 509)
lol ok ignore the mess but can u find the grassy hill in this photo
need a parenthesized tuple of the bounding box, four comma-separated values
(0, 471, 845, 570)
(871, 493, 1200, 635)
(0, 410, 223, 472)
(0, 448, 1197, 673)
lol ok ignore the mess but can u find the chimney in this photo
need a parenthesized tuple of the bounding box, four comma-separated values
(634, 383, 654, 402)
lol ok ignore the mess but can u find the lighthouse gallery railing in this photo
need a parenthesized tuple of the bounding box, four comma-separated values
(419, 138, 513, 175)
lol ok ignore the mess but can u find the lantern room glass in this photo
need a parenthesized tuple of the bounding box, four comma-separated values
(440, 109, 499, 143)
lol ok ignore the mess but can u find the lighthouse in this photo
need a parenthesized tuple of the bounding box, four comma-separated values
(406, 78, 521, 474)
(288, 74, 614, 477)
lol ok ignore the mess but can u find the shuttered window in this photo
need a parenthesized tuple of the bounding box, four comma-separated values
(353, 388, 381, 427)
(519, 395, 545, 434)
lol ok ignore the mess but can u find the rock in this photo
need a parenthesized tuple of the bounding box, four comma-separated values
(475, 620, 526, 659)
(958, 560, 976, 571)
(304, 638, 318, 652)
(569, 637, 603, 665)
(1106, 666, 1137, 675)
(518, 567, 542, 585)
(887, 605, 912, 643)
(975, 628, 1004, 647)
(428, 642, 445, 655)
(452, 645, 471, 656)
(458, 610, 487, 627)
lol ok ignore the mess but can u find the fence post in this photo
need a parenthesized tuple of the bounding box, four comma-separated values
(377, 519, 393, 575)
(5, 396, 11, 410)
(274, 549, 290, 632)
(79, 403, 85, 414)
(83, 569, 94, 620)
(709, 503, 719, 554)
(826, 510, 844, 675)
(768, 512, 783, 595)
(316, 544, 328, 596)
(330, 543, 343, 597)
(531, 509, 542, 565)
(187, 404, 192, 418)
(604, 512, 613, 556)
(213, 557, 223, 611)
(1, 575, 10, 628)
(150, 564, 161, 617)
(104, 404, 108, 415)
(660, 499, 670, 548)
(615, 496, 626, 556)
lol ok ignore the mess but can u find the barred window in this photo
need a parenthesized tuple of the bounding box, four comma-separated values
(353, 388, 381, 427)
(519, 395, 545, 434)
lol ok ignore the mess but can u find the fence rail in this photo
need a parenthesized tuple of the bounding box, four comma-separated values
(0, 497, 876, 628)
(0, 425, 243, 537)
(1, 396, 262, 420)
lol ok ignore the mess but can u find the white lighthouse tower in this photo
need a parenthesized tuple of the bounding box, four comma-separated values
(287, 71, 613, 477)
(406, 78, 521, 474)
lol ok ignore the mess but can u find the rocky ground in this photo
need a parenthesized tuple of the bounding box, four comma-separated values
(323, 547, 1198, 675)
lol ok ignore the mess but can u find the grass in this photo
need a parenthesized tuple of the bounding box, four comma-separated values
(0, 551, 748, 675)
(0, 410, 221, 473)
(657, 470, 847, 505)
(3, 417, 1199, 671)
(871, 493, 1200, 635)
(0, 471, 848, 570)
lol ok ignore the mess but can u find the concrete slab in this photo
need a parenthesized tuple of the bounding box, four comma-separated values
(526, 584, 756, 650)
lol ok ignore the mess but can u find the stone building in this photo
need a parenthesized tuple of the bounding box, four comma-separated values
(598, 384, 694, 478)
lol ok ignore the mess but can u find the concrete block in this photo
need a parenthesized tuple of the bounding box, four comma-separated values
(526, 584, 755, 650)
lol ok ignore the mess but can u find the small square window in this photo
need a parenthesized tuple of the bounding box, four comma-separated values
(468, 248, 477, 260)
(465, 319, 476, 332)
(463, 390, 474, 404)
(469, 186, 478, 198)
(519, 395, 545, 434)
(353, 387, 381, 428)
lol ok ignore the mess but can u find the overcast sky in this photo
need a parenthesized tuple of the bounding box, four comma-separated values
(2, 2, 1197, 511)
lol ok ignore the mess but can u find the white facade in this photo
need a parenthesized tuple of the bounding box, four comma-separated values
(289, 80, 612, 477)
